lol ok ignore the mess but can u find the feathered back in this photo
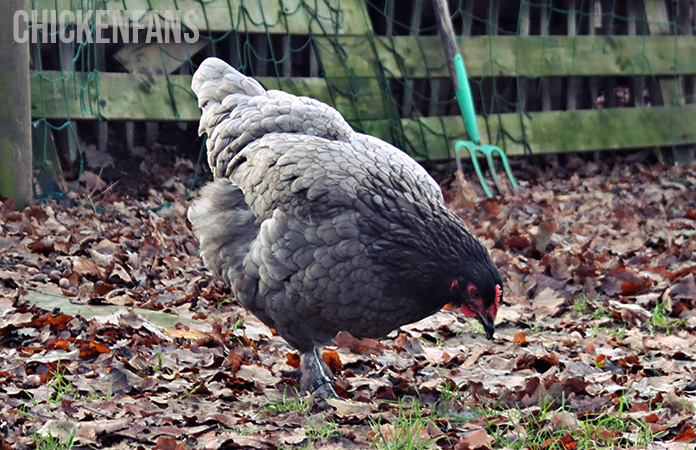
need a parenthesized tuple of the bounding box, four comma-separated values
(191, 57, 354, 179)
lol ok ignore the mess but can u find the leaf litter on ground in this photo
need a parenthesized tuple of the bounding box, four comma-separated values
(0, 155, 695, 449)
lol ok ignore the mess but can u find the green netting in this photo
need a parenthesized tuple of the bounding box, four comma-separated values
(26, 0, 696, 201)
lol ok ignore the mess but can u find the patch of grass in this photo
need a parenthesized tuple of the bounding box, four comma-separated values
(433, 380, 467, 420)
(22, 389, 38, 406)
(645, 300, 686, 336)
(306, 416, 340, 441)
(18, 402, 32, 420)
(262, 387, 310, 414)
(576, 391, 655, 448)
(33, 428, 75, 450)
(520, 321, 542, 333)
(266, 388, 339, 446)
(573, 294, 611, 320)
(179, 385, 201, 399)
(573, 295, 588, 315)
(482, 393, 658, 449)
(86, 385, 112, 401)
(154, 352, 164, 371)
(608, 327, 626, 339)
(370, 398, 440, 450)
(464, 319, 485, 336)
(47, 361, 77, 407)
(587, 325, 625, 342)
(591, 304, 612, 320)
(231, 316, 244, 333)
(587, 325, 601, 337)
(487, 398, 564, 448)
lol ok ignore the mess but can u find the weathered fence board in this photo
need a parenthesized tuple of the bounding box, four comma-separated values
(31, 71, 696, 159)
(29, 0, 370, 35)
(317, 35, 696, 78)
(30, 71, 386, 121)
(381, 105, 696, 159)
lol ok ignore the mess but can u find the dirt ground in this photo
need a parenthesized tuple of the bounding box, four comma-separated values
(1, 152, 695, 449)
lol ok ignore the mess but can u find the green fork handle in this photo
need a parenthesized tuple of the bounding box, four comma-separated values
(454, 53, 481, 145)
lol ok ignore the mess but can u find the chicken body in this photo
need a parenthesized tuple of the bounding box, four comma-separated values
(189, 58, 503, 396)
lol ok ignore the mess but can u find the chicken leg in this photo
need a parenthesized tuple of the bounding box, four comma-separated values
(300, 347, 337, 399)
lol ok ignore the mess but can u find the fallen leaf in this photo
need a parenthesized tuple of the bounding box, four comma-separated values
(322, 348, 342, 374)
(326, 398, 376, 417)
(532, 287, 566, 315)
(455, 429, 494, 450)
(513, 331, 527, 344)
(334, 331, 384, 355)
(673, 424, 696, 442)
(534, 220, 558, 252)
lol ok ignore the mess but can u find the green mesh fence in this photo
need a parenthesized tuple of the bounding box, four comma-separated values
(26, 0, 696, 200)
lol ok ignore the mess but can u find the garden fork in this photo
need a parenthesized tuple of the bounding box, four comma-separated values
(431, 0, 518, 197)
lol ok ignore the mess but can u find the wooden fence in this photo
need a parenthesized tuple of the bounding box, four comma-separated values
(28, 0, 696, 161)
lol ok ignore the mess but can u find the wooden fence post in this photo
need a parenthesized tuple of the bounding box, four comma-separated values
(0, 0, 32, 209)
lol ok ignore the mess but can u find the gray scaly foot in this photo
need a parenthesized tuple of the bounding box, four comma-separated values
(300, 347, 337, 399)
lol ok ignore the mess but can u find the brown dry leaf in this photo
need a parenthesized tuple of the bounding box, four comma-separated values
(89, 249, 113, 267)
(236, 318, 273, 341)
(462, 345, 488, 368)
(673, 424, 696, 442)
(334, 331, 384, 355)
(165, 327, 209, 340)
(532, 287, 566, 315)
(326, 398, 376, 418)
(550, 411, 581, 431)
(620, 278, 653, 296)
(155, 437, 186, 450)
(451, 170, 478, 211)
(534, 434, 577, 450)
(322, 348, 342, 374)
(534, 220, 558, 252)
(455, 429, 494, 450)
(662, 391, 695, 415)
(672, 274, 696, 299)
(235, 363, 278, 385)
(285, 352, 301, 369)
(608, 300, 652, 326)
(108, 263, 133, 284)
(513, 331, 527, 344)
(73, 256, 103, 278)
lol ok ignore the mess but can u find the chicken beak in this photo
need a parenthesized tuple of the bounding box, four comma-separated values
(478, 315, 495, 340)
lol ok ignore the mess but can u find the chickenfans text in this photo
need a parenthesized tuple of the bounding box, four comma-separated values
(14, 10, 200, 44)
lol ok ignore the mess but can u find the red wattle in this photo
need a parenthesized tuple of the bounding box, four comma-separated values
(461, 304, 477, 317)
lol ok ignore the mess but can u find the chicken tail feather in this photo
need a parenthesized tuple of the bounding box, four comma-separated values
(188, 178, 259, 286)
(191, 57, 353, 179)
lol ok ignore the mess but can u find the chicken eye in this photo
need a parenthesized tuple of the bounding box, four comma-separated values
(468, 285, 481, 300)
